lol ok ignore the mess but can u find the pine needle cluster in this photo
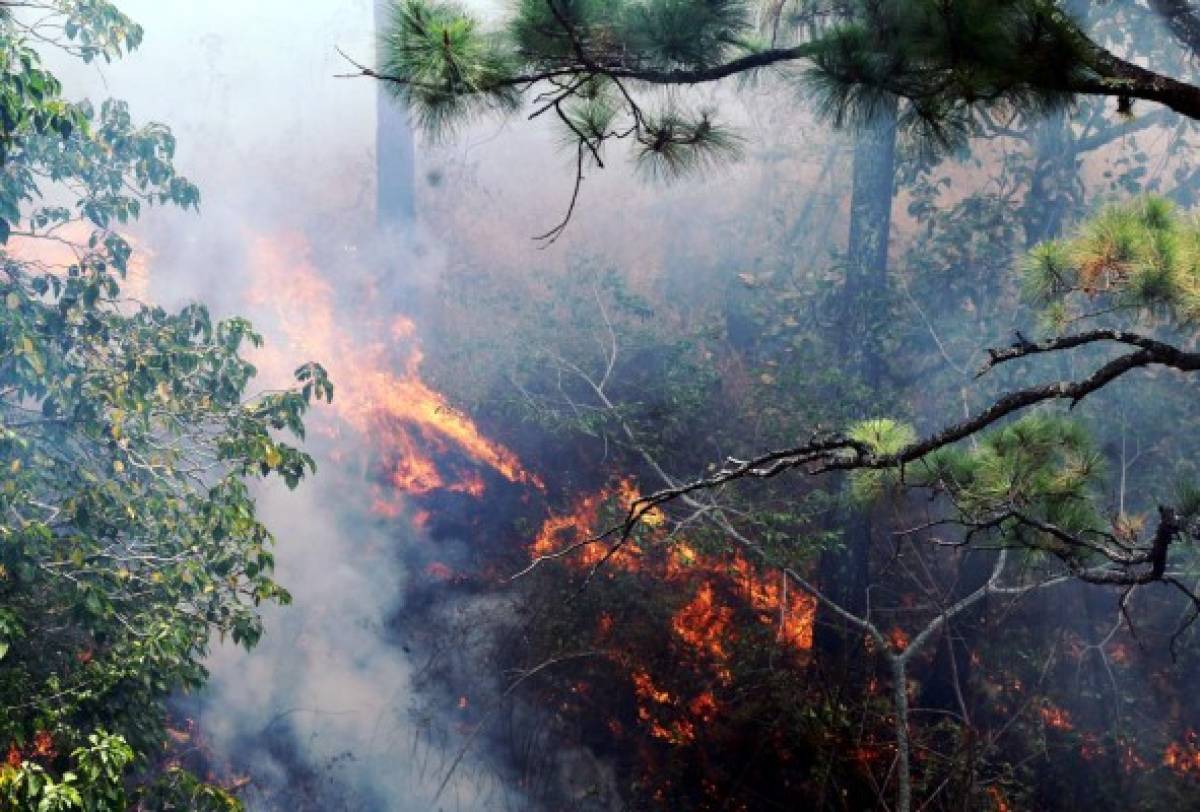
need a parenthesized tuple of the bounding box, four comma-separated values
(847, 418, 917, 504)
(805, 0, 1089, 147)
(378, 0, 760, 175)
(919, 416, 1105, 554)
(634, 107, 744, 181)
(379, 0, 521, 136)
(1023, 195, 1200, 330)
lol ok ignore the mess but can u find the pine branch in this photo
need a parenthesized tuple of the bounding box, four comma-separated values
(622, 337, 1200, 526)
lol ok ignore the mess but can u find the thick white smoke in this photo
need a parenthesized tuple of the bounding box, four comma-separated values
(48, 3, 524, 808)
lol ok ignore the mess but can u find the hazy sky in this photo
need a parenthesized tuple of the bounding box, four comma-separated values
(56, 1, 379, 220)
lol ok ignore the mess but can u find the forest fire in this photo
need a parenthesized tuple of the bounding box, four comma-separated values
(246, 233, 542, 504)
(631, 670, 672, 705)
(731, 557, 816, 650)
(235, 228, 837, 797)
(629, 670, 709, 745)
(529, 481, 815, 657)
(17, 0, 1200, 809)
(5, 730, 55, 769)
(1164, 731, 1200, 778)
(688, 692, 719, 722)
(672, 583, 733, 663)
(1040, 704, 1074, 732)
(529, 482, 645, 571)
(631, 670, 681, 742)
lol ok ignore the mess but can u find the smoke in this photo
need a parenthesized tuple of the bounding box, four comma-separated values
(44, 2, 535, 808)
(195, 457, 527, 811)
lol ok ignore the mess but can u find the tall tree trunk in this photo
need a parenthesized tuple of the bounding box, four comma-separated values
(1021, 108, 1082, 249)
(845, 95, 900, 386)
(815, 97, 899, 657)
(375, 0, 416, 227)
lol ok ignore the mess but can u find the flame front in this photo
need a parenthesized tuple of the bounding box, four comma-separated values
(528, 479, 817, 746)
(245, 233, 541, 502)
(528, 479, 816, 664)
(240, 233, 823, 762)
(530, 482, 644, 570)
(672, 582, 732, 663)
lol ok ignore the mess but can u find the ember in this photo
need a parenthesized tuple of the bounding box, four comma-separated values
(688, 692, 719, 722)
(1164, 731, 1200, 778)
(1040, 704, 1074, 732)
(631, 670, 671, 705)
(424, 562, 454, 580)
(986, 786, 1010, 812)
(31, 731, 53, 759)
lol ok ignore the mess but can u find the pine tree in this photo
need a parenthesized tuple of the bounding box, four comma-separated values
(368, 0, 1200, 178)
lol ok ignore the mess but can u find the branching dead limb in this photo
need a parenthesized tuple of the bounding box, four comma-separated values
(514, 321, 1200, 598)
(614, 332, 1200, 578)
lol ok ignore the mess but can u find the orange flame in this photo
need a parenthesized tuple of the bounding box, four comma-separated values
(4, 730, 56, 768)
(688, 692, 719, 722)
(597, 613, 615, 637)
(31, 731, 52, 759)
(529, 480, 816, 663)
(1165, 731, 1200, 778)
(888, 627, 910, 652)
(630, 670, 697, 745)
(1039, 704, 1073, 732)
(672, 582, 732, 662)
(447, 471, 486, 498)
(986, 786, 1010, 812)
(245, 233, 541, 505)
(527, 483, 818, 741)
(731, 556, 815, 651)
(529, 479, 645, 570)
(631, 670, 672, 705)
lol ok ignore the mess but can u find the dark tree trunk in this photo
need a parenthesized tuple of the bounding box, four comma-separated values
(815, 97, 899, 660)
(1021, 108, 1083, 249)
(843, 94, 899, 387)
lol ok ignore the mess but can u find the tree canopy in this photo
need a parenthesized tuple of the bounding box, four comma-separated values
(0, 3, 330, 808)
(368, 0, 1200, 179)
